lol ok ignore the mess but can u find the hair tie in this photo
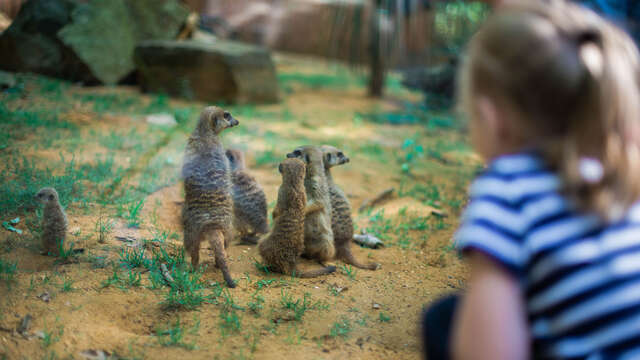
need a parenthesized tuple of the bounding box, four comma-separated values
(577, 29, 604, 78)
(579, 157, 604, 183)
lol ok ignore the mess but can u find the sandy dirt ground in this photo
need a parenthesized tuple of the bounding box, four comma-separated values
(0, 55, 474, 359)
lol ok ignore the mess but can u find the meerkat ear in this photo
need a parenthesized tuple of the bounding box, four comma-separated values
(278, 163, 283, 174)
(304, 154, 310, 164)
(326, 153, 332, 163)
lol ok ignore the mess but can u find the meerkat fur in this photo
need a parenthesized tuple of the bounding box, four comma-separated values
(35, 187, 67, 256)
(225, 149, 269, 244)
(258, 158, 336, 277)
(285, 145, 335, 263)
(321, 145, 380, 270)
(182, 106, 238, 288)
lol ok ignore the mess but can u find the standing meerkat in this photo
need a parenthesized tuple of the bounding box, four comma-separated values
(258, 158, 336, 277)
(285, 145, 335, 263)
(182, 106, 238, 288)
(225, 149, 269, 244)
(321, 145, 380, 270)
(35, 187, 67, 256)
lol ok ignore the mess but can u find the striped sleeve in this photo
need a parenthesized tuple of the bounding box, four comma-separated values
(455, 174, 531, 275)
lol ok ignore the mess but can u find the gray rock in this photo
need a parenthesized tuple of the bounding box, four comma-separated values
(58, 0, 189, 85)
(0, 0, 94, 83)
(0, 70, 16, 89)
(135, 39, 278, 104)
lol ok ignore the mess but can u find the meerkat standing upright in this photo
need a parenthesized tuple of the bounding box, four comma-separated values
(285, 146, 335, 263)
(258, 158, 336, 277)
(35, 187, 67, 256)
(321, 145, 380, 270)
(182, 106, 238, 288)
(225, 149, 269, 244)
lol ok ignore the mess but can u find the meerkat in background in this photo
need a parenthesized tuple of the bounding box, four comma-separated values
(286, 146, 335, 263)
(259, 158, 336, 277)
(225, 149, 269, 244)
(182, 106, 238, 288)
(321, 145, 380, 270)
(35, 187, 67, 256)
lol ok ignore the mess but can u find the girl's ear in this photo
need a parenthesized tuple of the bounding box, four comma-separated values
(476, 96, 502, 138)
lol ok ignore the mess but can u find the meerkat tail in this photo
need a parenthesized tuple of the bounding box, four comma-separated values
(208, 230, 236, 288)
(336, 245, 380, 270)
(295, 265, 337, 278)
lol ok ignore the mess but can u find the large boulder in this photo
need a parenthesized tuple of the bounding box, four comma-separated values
(0, 0, 189, 85)
(134, 38, 278, 104)
(0, 0, 94, 82)
(58, 0, 189, 84)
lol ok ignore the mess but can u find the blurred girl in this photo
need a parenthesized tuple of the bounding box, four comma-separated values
(423, 1, 640, 359)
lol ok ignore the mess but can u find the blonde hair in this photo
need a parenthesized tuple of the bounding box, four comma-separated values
(460, 0, 640, 221)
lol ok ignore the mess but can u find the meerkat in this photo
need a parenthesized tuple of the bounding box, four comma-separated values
(182, 106, 238, 288)
(225, 149, 269, 245)
(285, 145, 335, 263)
(321, 145, 380, 270)
(35, 187, 67, 256)
(258, 158, 336, 277)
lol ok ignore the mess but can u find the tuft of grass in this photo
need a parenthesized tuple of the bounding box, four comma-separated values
(119, 247, 147, 269)
(40, 318, 64, 348)
(60, 277, 74, 292)
(124, 269, 142, 287)
(161, 267, 212, 310)
(0, 258, 17, 285)
(252, 258, 270, 274)
(329, 317, 352, 339)
(340, 264, 357, 280)
(124, 199, 145, 228)
(155, 318, 196, 350)
(95, 213, 115, 244)
(54, 239, 78, 264)
(280, 290, 312, 321)
(378, 312, 391, 322)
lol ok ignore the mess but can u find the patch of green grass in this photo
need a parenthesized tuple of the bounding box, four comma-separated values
(119, 247, 147, 269)
(155, 318, 196, 350)
(280, 290, 313, 321)
(340, 264, 357, 280)
(278, 72, 365, 90)
(329, 317, 352, 339)
(378, 312, 391, 322)
(95, 213, 115, 244)
(364, 209, 394, 241)
(247, 291, 265, 317)
(253, 258, 270, 274)
(60, 277, 74, 292)
(123, 199, 144, 228)
(124, 269, 142, 287)
(161, 266, 212, 310)
(54, 239, 79, 264)
(40, 318, 64, 348)
(0, 258, 17, 284)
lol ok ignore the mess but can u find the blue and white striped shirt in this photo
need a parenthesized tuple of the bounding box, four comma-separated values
(455, 152, 640, 359)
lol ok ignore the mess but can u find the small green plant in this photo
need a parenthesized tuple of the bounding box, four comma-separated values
(60, 277, 74, 292)
(54, 239, 78, 264)
(119, 247, 147, 269)
(124, 199, 145, 228)
(0, 258, 17, 284)
(101, 266, 121, 288)
(252, 258, 270, 274)
(161, 267, 212, 310)
(247, 291, 265, 317)
(255, 279, 276, 289)
(156, 318, 195, 349)
(340, 264, 357, 280)
(329, 317, 352, 339)
(125, 270, 142, 287)
(378, 312, 391, 322)
(95, 213, 114, 244)
(40, 318, 64, 348)
(280, 290, 312, 321)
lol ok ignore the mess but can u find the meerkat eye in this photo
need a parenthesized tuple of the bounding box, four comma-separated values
(48, 194, 54, 201)
(338, 152, 344, 157)
(223, 112, 231, 121)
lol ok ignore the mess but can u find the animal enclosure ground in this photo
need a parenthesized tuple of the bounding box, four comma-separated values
(0, 54, 476, 359)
